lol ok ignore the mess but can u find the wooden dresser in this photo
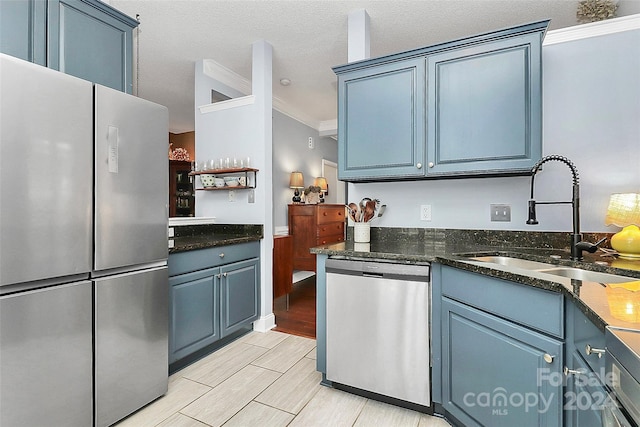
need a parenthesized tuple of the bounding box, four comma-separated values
(288, 204, 345, 272)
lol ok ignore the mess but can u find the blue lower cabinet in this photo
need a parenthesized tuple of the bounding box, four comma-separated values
(442, 297, 563, 427)
(168, 242, 261, 365)
(169, 267, 220, 364)
(220, 258, 260, 337)
(564, 351, 609, 427)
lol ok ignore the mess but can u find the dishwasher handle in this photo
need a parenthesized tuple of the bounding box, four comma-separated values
(326, 258, 430, 282)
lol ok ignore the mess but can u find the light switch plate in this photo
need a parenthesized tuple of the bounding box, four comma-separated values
(490, 204, 511, 222)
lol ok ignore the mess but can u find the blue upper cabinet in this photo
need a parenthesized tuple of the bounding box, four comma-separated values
(426, 32, 543, 176)
(337, 57, 426, 180)
(0, 0, 137, 93)
(0, 0, 47, 65)
(334, 20, 548, 181)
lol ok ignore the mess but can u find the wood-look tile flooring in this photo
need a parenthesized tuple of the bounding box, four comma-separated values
(115, 330, 450, 427)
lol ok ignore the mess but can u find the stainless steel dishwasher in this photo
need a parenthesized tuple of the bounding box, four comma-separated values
(325, 258, 431, 406)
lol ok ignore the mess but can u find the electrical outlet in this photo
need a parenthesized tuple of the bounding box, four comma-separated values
(228, 190, 235, 202)
(248, 189, 255, 203)
(490, 204, 511, 222)
(420, 204, 432, 221)
(308, 137, 314, 149)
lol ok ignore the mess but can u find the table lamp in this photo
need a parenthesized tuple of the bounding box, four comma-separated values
(289, 172, 304, 203)
(314, 177, 328, 203)
(605, 193, 640, 259)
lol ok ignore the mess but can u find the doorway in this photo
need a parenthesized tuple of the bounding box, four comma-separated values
(322, 159, 345, 204)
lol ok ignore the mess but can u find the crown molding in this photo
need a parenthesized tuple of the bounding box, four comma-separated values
(543, 13, 640, 46)
(198, 95, 255, 114)
(202, 59, 252, 95)
(201, 58, 326, 132)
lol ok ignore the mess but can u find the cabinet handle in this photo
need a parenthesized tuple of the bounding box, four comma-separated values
(564, 366, 586, 377)
(585, 344, 605, 358)
(219, 253, 225, 258)
(223, 272, 228, 277)
(216, 274, 222, 279)
(416, 163, 422, 169)
(543, 353, 555, 364)
(428, 162, 435, 168)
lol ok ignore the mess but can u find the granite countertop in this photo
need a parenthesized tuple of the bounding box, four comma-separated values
(169, 224, 263, 254)
(311, 228, 640, 333)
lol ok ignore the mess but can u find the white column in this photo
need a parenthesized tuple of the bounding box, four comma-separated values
(251, 40, 276, 332)
(348, 9, 371, 62)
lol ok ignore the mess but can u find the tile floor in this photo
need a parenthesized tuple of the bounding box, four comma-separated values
(115, 330, 451, 427)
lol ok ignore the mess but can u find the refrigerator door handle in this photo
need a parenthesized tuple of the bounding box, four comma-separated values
(107, 125, 119, 174)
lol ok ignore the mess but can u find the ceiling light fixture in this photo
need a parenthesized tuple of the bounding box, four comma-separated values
(280, 78, 291, 86)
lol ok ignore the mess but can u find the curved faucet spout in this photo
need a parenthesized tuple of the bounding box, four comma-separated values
(527, 155, 585, 260)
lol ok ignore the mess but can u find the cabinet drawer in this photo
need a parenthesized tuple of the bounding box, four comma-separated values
(317, 234, 344, 246)
(318, 222, 344, 237)
(441, 266, 564, 338)
(169, 241, 260, 276)
(317, 206, 345, 224)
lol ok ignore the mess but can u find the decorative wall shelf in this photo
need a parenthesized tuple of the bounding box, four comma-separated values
(190, 167, 258, 191)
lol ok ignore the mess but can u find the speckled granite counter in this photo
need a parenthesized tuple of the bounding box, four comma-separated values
(311, 227, 640, 333)
(169, 224, 263, 253)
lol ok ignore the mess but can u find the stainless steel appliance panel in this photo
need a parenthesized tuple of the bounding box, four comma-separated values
(326, 259, 431, 406)
(0, 281, 93, 427)
(95, 266, 169, 427)
(0, 54, 92, 287)
(94, 84, 169, 271)
(605, 328, 640, 426)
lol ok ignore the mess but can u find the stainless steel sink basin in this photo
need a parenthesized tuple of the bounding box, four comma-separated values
(469, 256, 556, 270)
(537, 268, 637, 284)
(467, 255, 639, 285)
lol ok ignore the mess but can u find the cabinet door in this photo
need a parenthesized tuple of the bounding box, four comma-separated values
(337, 57, 426, 180)
(564, 351, 610, 427)
(220, 258, 260, 337)
(47, 0, 137, 93)
(0, 0, 46, 64)
(426, 33, 542, 176)
(169, 267, 220, 363)
(442, 298, 563, 427)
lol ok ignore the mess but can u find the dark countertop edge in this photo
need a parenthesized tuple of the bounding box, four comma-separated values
(312, 242, 640, 333)
(169, 234, 262, 254)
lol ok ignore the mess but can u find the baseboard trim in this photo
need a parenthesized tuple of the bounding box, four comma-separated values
(253, 313, 276, 332)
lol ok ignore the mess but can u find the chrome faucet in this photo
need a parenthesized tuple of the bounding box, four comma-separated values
(526, 155, 604, 261)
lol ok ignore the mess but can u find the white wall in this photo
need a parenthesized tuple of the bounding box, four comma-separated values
(348, 23, 640, 233)
(194, 41, 275, 331)
(272, 110, 338, 230)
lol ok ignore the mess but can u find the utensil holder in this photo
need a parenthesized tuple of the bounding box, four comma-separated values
(354, 222, 371, 243)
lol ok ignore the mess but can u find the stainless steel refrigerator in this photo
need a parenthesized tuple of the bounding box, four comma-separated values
(0, 53, 169, 427)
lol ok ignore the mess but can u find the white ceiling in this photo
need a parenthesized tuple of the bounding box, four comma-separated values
(108, 0, 640, 134)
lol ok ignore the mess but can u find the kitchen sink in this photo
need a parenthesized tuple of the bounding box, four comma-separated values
(536, 267, 637, 284)
(469, 256, 556, 270)
(467, 255, 639, 285)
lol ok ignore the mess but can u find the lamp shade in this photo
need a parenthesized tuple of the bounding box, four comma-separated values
(289, 172, 304, 189)
(605, 193, 640, 226)
(314, 177, 328, 192)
